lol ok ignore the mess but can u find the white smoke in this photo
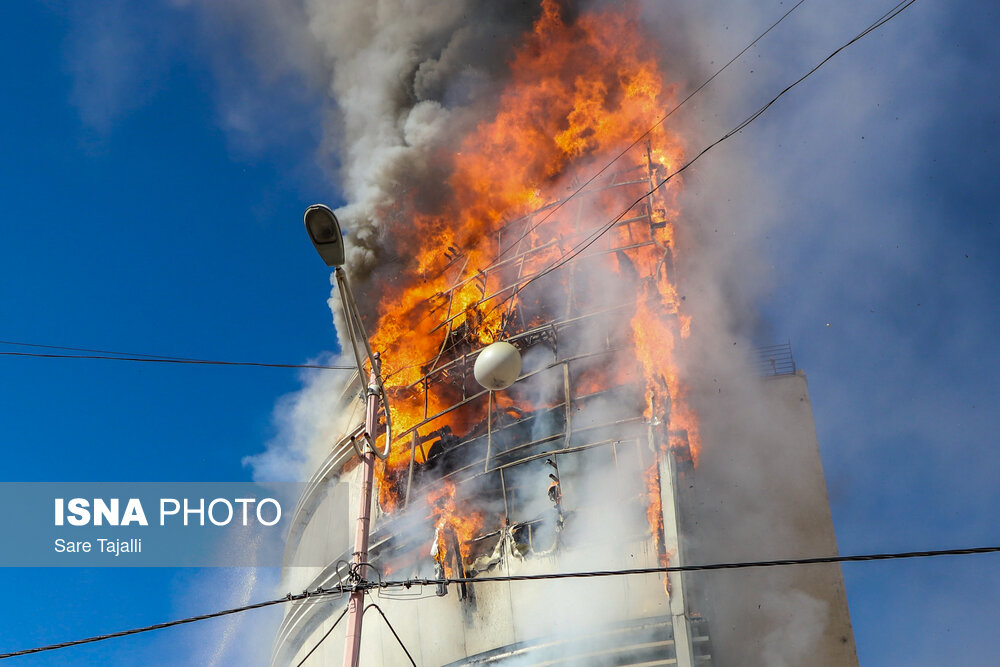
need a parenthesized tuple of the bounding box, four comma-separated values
(231, 1, 864, 663)
(242, 352, 361, 482)
(58, 0, 999, 663)
(76, 0, 941, 663)
(271, 0, 544, 279)
(760, 590, 830, 667)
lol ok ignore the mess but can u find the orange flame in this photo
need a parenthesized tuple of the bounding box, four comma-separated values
(644, 462, 672, 596)
(427, 479, 483, 575)
(357, 0, 699, 563)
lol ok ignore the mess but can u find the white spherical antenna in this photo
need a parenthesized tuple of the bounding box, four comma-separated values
(474, 341, 522, 391)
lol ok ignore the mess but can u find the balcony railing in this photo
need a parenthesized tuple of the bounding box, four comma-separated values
(756, 342, 796, 377)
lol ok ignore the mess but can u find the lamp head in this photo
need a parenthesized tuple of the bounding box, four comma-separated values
(304, 204, 346, 267)
(473, 341, 522, 391)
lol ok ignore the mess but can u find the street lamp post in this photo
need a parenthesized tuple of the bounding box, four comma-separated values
(305, 204, 521, 666)
(342, 355, 380, 667)
(304, 204, 391, 667)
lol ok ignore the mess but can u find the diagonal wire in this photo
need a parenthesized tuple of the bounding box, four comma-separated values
(0, 339, 209, 361)
(0, 350, 353, 371)
(0, 542, 994, 661)
(294, 606, 350, 667)
(368, 0, 915, 382)
(346, 0, 810, 357)
(383, 545, 1000, 589)
(0, 586, 347, 660)
(364, 604, 418, 666)
(475, 0, 918, 324)
(487, 0, 809, 267)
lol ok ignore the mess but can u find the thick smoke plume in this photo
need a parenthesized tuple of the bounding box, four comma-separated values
(304, 0, 543, 280)
(191, 0, 871, 664)
(63, 0, 997, 663)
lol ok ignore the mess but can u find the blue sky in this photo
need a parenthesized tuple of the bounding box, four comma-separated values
(1, 1, 998, 665)
(1, 3, 334, 665)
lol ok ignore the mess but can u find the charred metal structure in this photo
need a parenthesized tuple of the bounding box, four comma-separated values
(272, 166, 857, 665)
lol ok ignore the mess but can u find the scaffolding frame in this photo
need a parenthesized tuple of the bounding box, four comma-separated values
(382, 163, 677, 514)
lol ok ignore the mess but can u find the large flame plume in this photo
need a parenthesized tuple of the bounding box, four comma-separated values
(345, 0, 700, 575)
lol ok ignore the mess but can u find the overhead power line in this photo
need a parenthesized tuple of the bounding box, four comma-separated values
(1, 544, 995, 661)
(0, 350, 353, 371)
(0, 586, 347, 660)
(376, 0, 810, 341)
(384, 545, 1000, 589)
(482, 0, 918, 321)
(488, 0, 809, 267)
(0, 339, 216, 361)
(0, 340, 353, 372)
(2, 3, 915, 382)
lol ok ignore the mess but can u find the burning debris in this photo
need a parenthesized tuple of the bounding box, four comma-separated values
(467, 519, 527, 576)
(545, 457, 565, 530)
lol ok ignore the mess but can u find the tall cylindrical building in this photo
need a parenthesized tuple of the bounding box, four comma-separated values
(271, 166, 857, 665)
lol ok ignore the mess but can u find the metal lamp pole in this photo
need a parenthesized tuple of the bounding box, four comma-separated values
(304, 204, 393, 667)
(342, 355, 381, 667)
(305, 206, 520, 666)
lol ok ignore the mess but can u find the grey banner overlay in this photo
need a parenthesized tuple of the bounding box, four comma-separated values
(0, 483, 311, 567)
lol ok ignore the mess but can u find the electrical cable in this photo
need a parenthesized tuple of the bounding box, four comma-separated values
(292, 602, 416, 666)
(0, 4, 940, 663)
(477, 0, 918, 324)
(383, 545, 1000, 589)
(0, 349, 353, 371)
(0, 339, 209, 361)
(378, 0, 921, 467)
(1, 543, 994, 660)
(349, 0, 810, 349)
(364, 604, 417, 666)
(293, 606, 350, 667)
(314, 0, 902, 386)
(0, 586, 346, 660)
(368, 0, 916, 383)
(487, 0, 809, 267)
(3, 4, 915, 385)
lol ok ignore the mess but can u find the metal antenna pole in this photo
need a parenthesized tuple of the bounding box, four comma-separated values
(343, 353, 381, 667)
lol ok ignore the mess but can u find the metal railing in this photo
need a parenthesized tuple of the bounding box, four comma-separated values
(756, 342, 796, 377)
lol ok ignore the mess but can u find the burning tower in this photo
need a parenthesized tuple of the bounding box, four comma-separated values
(273, 2, 857, 665)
